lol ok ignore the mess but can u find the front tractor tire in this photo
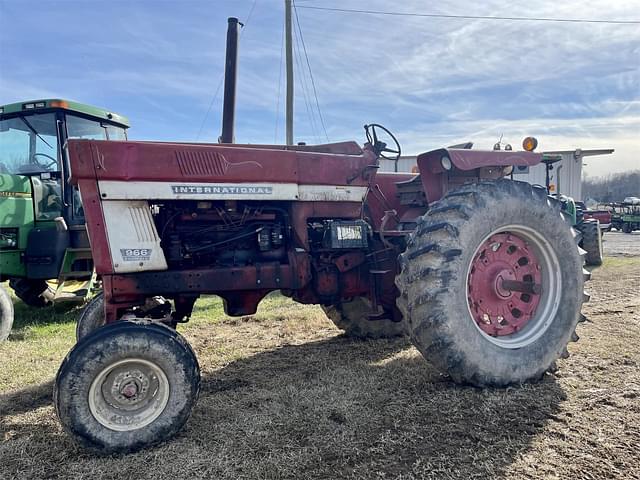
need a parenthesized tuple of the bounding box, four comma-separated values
(9, 278, 55, 308)
(396, 180, 587, 387)
(0, 284, 14, 341)
(580, 219, 603, 266)
(54, 321, 200, 453)
(322, 297, 406, 339)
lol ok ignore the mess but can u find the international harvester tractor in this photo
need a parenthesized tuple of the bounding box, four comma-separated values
(53, 19, 590, 453)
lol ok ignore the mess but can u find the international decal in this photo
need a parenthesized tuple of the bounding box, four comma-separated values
(171, 185, 273, 195)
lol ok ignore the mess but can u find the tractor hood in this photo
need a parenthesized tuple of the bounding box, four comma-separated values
(417, 148, 542, 173)
(0, 173, 31, 196)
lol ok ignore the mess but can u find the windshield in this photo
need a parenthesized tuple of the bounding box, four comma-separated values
(66, 114, 127, 140)
(0, 113, 60, 175)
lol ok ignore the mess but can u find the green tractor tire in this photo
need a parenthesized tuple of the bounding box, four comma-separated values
(581, 219, 603, 266)
(9, 279, 55, 308)
(0, 284, 14, 341)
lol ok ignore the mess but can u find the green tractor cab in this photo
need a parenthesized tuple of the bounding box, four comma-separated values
(0, 99, 130, 340)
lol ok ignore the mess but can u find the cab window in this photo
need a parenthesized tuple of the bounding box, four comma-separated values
(65, 114, 127, 221)
(0, 112, 59, 175)
(66, 115, 127, 140)
(106, 125, 127, 140)
(66, 115, 108, 140)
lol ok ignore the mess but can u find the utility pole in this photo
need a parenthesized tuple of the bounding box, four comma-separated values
(285, 0, 294, 145)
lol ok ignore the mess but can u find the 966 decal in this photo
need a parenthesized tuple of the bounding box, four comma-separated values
(120, 248, 152, 262)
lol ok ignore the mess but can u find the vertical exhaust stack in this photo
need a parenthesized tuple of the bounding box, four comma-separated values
(220, 17, 241, 144)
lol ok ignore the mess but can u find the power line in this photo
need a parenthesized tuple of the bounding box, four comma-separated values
(196, 0, 258, 141)
(293, 1, 330, 143)
(293, 21, 321, 143)
(243, 0, 258, 26)
(296, 5, 640, 25)
(196, 75, 224, 141)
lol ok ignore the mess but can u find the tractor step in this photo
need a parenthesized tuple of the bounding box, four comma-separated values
(54, 289, 89, 305)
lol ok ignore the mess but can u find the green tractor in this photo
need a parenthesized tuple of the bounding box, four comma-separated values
(537, 155, 603, 266)
(0, 99, 129, 340)
(611, 201, 640, 233)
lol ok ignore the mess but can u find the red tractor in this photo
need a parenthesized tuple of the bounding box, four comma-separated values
(54, 126, 590, 453)
(52, 18, 589, 454)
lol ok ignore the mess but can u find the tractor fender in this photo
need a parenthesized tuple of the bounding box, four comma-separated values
(415, 148, 543, 204)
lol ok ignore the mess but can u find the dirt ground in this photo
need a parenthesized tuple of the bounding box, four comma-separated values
(1, 233, 639, 479)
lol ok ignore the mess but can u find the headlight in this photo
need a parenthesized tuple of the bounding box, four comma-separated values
(440, 155, 452, 171)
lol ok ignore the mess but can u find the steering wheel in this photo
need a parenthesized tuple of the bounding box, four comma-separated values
(32, 153, 58, 171)
(364, 123, 401, 162)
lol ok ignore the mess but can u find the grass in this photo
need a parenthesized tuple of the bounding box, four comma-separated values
(602, 256, 640, 268)
(1, 254, 639, 479)
(0, 289, 314, 391)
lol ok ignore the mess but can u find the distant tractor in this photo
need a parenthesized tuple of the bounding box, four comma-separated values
(0, 99, 129, 341)
(611, 201, 640, 233)
(579, 203, 612, 232)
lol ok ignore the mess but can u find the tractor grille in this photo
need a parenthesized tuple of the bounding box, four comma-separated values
(176, 150, 228, 177)
(128, 205, 159, 243)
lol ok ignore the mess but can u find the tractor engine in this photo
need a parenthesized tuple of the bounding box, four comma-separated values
(151, 199, 375, 308)
(155, 201, 289, 269)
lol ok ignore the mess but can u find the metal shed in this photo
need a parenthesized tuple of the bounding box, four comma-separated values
(512, 149, 614, 201)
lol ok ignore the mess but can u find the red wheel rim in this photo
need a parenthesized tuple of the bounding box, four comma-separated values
(467, 232, 543, 337)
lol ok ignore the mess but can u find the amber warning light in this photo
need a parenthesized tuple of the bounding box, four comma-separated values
(522, 137, 538, 152)
(49, 100, 69, 109)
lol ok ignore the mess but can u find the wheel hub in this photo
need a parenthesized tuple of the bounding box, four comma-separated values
(109, 368, 151, 406)
(89, 358, 170, 432)
(120, 382, 139, 399)
(467, 232, 542, 336)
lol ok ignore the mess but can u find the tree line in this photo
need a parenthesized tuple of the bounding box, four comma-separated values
(582, 170, 640, 203)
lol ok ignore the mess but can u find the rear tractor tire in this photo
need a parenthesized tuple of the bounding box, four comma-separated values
(396, 179, 588, 387)
(9, 278, 55, 308)
(55, 321, 200, 453)
(322, 296, 406, 339)
(580, 219, 603, 266)
(0, 284, 14, 342)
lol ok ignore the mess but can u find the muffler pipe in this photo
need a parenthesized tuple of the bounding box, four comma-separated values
(220, 17, 241, 144)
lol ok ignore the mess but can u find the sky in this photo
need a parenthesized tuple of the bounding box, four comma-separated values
(0, 0, 639, 177)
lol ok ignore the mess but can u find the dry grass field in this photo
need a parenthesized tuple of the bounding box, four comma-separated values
(1, 232, 639, 479)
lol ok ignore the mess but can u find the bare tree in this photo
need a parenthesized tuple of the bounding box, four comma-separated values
(582, 170, 640, 202)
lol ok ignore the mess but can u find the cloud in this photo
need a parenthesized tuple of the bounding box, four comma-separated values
(1, 0, 638, 176)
